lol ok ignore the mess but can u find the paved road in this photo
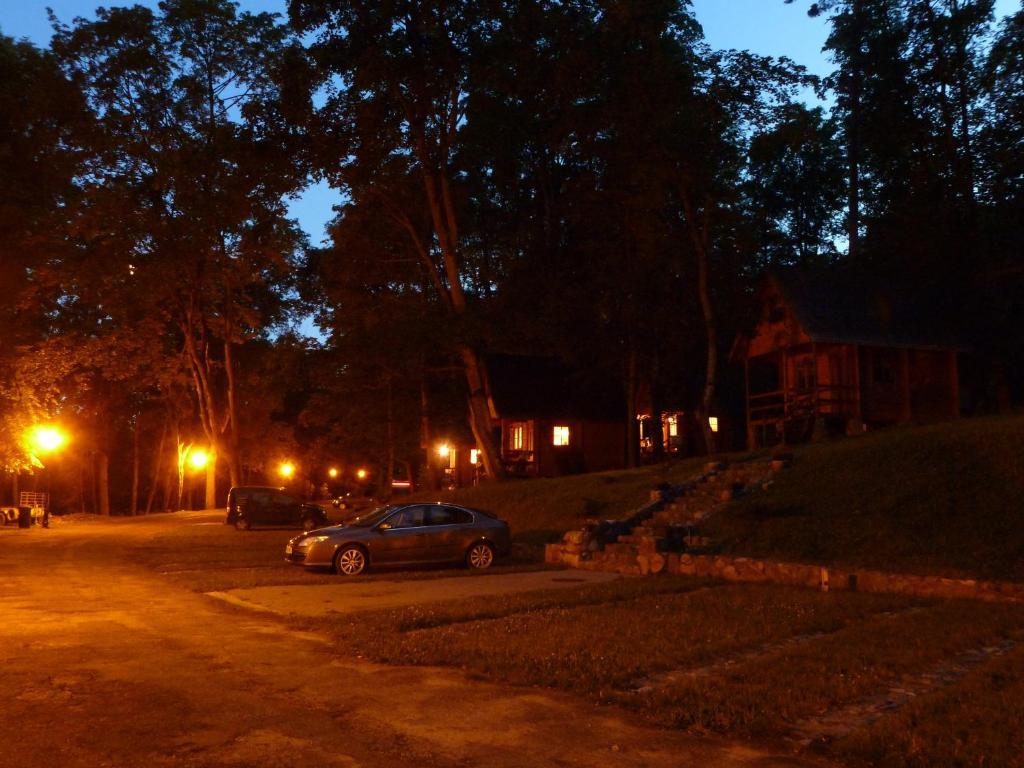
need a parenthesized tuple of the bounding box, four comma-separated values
(0, 515, 823, 768)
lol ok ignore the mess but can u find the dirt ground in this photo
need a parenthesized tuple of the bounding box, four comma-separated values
(0, 513, 824, 768)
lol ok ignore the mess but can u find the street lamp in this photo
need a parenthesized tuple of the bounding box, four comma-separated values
(24, 424, 69, 527)
(355, 468, 367, 480)
(279, 461, 296, 480)
(437, 443, 451, 458)
(27, 425, 67, 455)
(328, 467, 339, 479)
(188, 448, 210, 471)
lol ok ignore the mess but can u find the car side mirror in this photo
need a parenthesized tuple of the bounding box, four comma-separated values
(378, 522, 392, 531)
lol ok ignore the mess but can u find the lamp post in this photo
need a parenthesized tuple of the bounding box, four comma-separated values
(188, 448, 210, 511)
(25, 424, 69, 527)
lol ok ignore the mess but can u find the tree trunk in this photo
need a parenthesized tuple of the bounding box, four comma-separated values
(458, 345, 505, 481)
(130, 417, 140, 515)
(697, 241, 718, 456)
(419, 375, 440, 491)
(681, 187, 718, 455)
(145, 419, 167, 514)
(384, 377, 395, 498)
(625, 344, 639, 468)
(205, 449, 217, 510)
(417, 154, 506, 480)
(97, 451, 110, 516)
(175, 440, 190, 511)
(847, 0, 863, 260)
(222, 338, 242, 488)
(162, 460, 174, 512)
(77, 460, 86, 514)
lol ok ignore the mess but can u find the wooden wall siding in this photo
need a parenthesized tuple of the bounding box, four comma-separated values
(747, 285, 812, 358)
(745, 328, 958, 447)
(500, 417, 626, 477)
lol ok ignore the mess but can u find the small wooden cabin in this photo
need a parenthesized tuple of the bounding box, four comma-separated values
(484, 355, 626, 477)
(737, 270, 961, 448)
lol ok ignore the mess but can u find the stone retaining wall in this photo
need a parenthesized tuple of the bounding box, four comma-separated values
(564, 551, 1024, 603)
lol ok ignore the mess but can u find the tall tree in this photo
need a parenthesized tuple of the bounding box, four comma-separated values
(0, 34, 87, 473)
(744, 104, 845, 267)
(50, 0, 305, 504)
(289, 0, 516, 478)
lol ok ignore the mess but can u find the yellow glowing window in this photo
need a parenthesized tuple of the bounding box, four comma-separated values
(667, 415, 678, 437)
(709, 416, 719, 433)
(470, 448, 479, 465)
(510, 423, 525, 451)
(553, 425, 570, 446)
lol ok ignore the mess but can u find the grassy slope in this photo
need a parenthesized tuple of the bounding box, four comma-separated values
(406, 455, 717, 545)
(705, 413, 1024, 582)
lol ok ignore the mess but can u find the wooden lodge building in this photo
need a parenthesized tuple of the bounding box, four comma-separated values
(735, 270, 962, 448)
(484, 355, 627, 477)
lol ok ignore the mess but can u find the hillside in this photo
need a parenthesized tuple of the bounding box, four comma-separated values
(410, 414, 1024, 582)
(705, 413, 1024, 582)
(407, 455, 718, 545)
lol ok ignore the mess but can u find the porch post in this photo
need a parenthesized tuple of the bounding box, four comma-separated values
(948, 350, 960, 418)
(745, 357, 754, 449)
(899, 348, 912, 423)
(852, 345, 862, 420)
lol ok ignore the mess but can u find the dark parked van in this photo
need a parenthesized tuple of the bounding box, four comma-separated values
(226, 486, 328, 531)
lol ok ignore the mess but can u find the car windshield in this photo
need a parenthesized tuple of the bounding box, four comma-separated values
(347, 506, 394, 527)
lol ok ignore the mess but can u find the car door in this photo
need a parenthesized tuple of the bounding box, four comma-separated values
(245, 492, 270, 525)
(272, 493, 301, 525)
(371, 505, 432, 563)
(422, 505, 472, 562)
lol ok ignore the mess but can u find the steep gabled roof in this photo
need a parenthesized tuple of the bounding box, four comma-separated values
(484, 354, 623, 421)
(769, 267, 965, 351)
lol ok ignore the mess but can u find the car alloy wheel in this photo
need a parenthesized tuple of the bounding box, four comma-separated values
(334, 545, 367, 576)
(466, 542, 495, 570)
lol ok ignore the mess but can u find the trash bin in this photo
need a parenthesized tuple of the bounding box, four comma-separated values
(17, 506, 31, 528)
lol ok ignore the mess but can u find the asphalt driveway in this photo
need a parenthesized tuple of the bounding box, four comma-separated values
(0, 513, 823, 768)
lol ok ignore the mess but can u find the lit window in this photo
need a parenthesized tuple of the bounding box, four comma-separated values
(470, 448, 479, 465)
(667, 415, 678, 437)
(553, 425, 570, 446)
(510, 423, 525, 451)
(708, 417, 719, 433)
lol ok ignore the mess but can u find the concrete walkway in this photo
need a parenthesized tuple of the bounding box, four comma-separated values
(209, 569, 622, 616)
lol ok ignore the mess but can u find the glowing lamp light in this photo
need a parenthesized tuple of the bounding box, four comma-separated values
(28, 425, 67, 453)
(328, 467, 339, 479)
(709, 417, 719, 433)
(470, 448, 479, 465)
(437, 443, 451, 458)
(356, 468, 368, 480)
(188, 448, 210, 470)
(279, 462, 296, 479)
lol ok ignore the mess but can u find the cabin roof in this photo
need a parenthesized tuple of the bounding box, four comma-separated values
(485, 354, 622, 421)
(768, 267, 965, 351)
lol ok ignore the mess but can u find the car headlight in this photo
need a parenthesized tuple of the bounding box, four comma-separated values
(308, 535, 331, 544)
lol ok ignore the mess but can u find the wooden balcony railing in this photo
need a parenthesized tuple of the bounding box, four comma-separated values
(748, 384, 859, 425)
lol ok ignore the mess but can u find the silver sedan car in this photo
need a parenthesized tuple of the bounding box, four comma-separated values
(285, 502, 511, 575)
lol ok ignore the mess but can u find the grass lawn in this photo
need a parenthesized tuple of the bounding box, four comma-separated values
(404, 413, 1024, 582)
(304, 576, 1024, 766)
(638, 599, 1024, 738)
(404, 454, 725, 545)
(704, 412, 1024, 582)
(837, 642, 1024, 768)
